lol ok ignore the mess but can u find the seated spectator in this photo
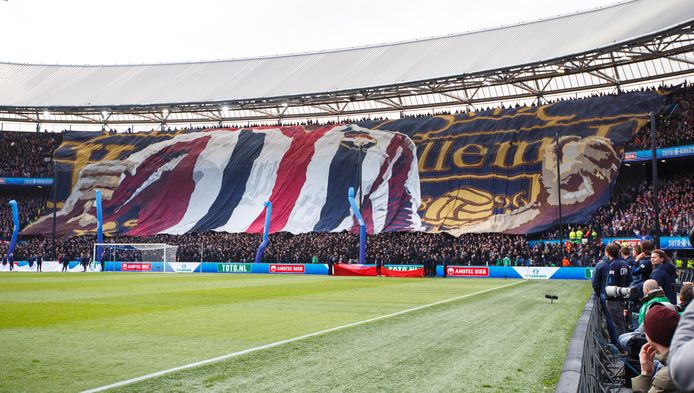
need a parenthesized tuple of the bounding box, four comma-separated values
(632, 305, 681, 393)
(619, 279, 671, 355)
(677, 282, 693, 313)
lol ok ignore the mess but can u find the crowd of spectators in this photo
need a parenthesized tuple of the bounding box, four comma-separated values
(588, 169, 693, 238)
(5, 229, 608, 267)
(626, 83, 694, 150)
(0, 132, 60, 178)
(0, 189, 50, 241)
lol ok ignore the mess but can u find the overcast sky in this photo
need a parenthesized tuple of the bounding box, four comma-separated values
(0, 0, 621, 65)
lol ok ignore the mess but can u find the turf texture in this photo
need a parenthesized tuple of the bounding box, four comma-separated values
(0, 273, 590, 392)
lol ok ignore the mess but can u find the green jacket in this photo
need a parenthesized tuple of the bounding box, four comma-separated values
(631, 350, 678, 393)
(638, 289, 670, 327)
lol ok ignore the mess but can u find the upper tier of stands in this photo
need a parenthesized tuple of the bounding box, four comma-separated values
(4, 84, 694, 178)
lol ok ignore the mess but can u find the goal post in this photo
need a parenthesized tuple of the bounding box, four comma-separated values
(93, 243, 179, 270)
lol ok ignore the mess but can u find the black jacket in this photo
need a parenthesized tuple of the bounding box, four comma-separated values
(651, 262, 678, 304)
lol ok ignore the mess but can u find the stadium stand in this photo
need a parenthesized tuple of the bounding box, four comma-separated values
(0, 188, 50, 241)
(0, 132, 59, 178)
(588, 168, 693, 238)
(1, 86, 693, 266)
(626, 84, 694, 150)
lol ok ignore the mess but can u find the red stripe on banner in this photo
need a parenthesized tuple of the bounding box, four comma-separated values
(333, 263, 378, 276)
(358, 134, 403, 234)
(118, 136, 212, 236)
(245, 126, 335, 233)
(380, 267, 425, 278)
(384, 134, 415, 230)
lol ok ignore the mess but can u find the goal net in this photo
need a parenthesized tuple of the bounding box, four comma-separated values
(93, 243, 179, 267)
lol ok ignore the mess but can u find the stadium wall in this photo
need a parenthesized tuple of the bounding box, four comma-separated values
(1, 261, 595, 279)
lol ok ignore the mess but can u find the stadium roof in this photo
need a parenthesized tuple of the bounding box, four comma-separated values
(1, 0, 694, 127)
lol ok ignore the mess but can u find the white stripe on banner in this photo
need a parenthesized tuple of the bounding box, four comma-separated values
(370, 144, 402, 233)
(330, 126, 396, 233)
(405, 139, 422, 230)
(282, 129, 343, 233)
(219, 129, 292, 232)
(162, 131, 240, 235)
(81, 280, 524, 393)
(360, 129, 394, 197)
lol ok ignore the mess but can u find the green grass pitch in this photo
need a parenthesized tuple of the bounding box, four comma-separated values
(0, 273, 591, 392)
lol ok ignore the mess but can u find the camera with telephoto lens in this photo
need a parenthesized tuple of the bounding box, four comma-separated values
(605, 285, 632, 298)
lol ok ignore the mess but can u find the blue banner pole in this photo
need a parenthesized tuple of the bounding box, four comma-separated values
(348, 187, 366, 264)
(254, 201, 272, 263)
(95, 190, 104, 268)
(7, 200, 19, 259)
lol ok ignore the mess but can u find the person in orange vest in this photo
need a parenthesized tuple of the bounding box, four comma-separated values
(562, 256, 570, 267)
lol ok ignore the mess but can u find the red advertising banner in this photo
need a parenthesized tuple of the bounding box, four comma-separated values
(269, 264, 305, 274)
(333, 263, 377, 276)
(608, 239, 642, 248)
(446, 266, 489, 277)
(381, 267, 425, 278)
(121, 263, 152, 271)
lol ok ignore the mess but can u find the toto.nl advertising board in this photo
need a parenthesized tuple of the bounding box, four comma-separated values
(384, 264, 423, 271)
(217, 263, 252, 273)
(269, 264, 305, 274)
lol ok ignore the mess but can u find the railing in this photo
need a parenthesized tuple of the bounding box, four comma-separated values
(678, 268, 694, 284)
(556, 295, 624, 393)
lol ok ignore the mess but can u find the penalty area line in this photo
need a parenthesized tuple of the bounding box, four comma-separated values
(82, 279, 525, 392)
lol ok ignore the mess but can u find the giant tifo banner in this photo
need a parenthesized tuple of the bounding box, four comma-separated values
(24, 125, 421, 237)
(24, 91, 664, 237)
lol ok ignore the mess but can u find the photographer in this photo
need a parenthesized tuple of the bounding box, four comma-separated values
(607, 243, 631, 336)
(593, 250, 620, 347)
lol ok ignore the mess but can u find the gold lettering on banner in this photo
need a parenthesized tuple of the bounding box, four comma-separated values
(589, 118, 650, 138)
(418, 140, 454, 172)
(492, 141, 513, 168)
(512, 191, 530, 209)
(411, 110, 650, 141)
(123, 219, 138, 228)
(488, 137, 555, 169)
(531, 137, 557, 164)
(420, 175, 542, 228)
(535, 105, 575, 126)
(452, 144, 487, 169)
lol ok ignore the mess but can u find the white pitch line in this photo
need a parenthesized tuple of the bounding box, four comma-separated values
(82, 279, 525, 393)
